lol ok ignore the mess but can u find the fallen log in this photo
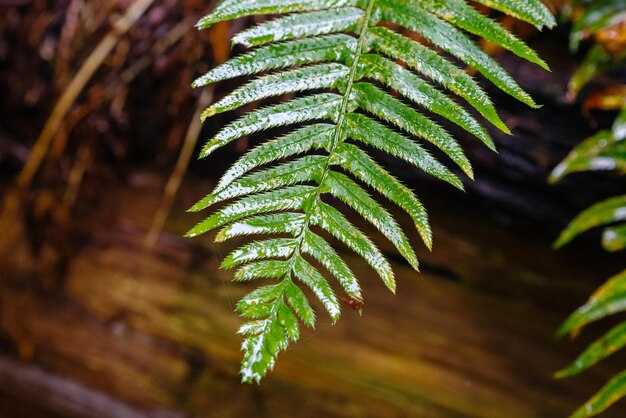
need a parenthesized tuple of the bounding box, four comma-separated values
(0, 171, 623, 418)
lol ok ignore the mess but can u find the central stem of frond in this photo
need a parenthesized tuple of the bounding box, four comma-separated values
(285, 0, 377, 278)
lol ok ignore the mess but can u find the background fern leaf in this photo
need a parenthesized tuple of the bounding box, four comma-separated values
(556, 320, 626, 378)
(552, 19, 626, 413)
(570, 370, 626, 418)
(190, 0, 554, 382)
(554, 196, 626, 249)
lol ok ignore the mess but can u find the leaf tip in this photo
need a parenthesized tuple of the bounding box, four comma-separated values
(549, 164, 567, 184)
(553, 234, 569, 250)
(201, 107, 217, 121)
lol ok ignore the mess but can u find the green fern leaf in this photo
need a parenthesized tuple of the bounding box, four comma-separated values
(378, 0, 539, 108)
(364, 27, 510, 134)
(222, 238, 298, 268)
(302, 230, 361, 300)
(332, 142, 433, 248)
(471, 0, 556, 29)
(215, 213, 306, 242)
(556, 321, 626, 378)
(200, 94, 342, 155)
(239, 305, 289, 382)
(552, 7, 626, 415)
(550, 108, 626, 183)
(198, 0, 357, 29)
(549, 131, 626, 183)
(284, 279, 316, 327)
(232, 8, 364, 47)
(557, 270, 626, 338)
(570, 370, 626, 418)
(323, 170, 419, 271)
(350, 82, 474, 178)
(312, 202, 394, 290)
(417, 0, 549, 70)
(203, 63, 350, 118)
(237, 284, 284, 319)
(344, 114, 463, 190)
(186, 185, 314, 236)
(190, 0, 554, 382)
(293, 256, 341, 320)
(234, 260, 292, 282)
(355, 54, 494, 148)
(554, 196, 626, 249)
(193, 35, 356, 87)
(213, 124, 334, 194)
(198, 155, 327, 207)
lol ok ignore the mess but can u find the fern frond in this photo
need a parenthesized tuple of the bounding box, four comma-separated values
(213, 124, 334, 194)
(333, 143, 433, 247)
(552, 108, 626, 254)
(222, 238, 298, 268)
(190, 0, 554, 382)
(356, 54, 494, 148)
(556, 270, 626, 417)
(552, 26, 626, 412)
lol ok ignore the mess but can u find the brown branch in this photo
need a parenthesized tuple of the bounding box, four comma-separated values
(0, 0, 156, 252)
(144, 88, 214, 251)
(16, 0, 156, 190)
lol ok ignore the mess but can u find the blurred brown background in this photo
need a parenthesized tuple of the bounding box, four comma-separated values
(0, 1, 625, 417)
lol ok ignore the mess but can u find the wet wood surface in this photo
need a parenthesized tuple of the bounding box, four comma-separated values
(1, 171, 624, 418)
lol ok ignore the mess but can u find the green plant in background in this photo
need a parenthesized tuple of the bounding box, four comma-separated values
(564, 0, 626, 101)
(552, 1, 626, 416)
(552, 109, 626, 417)
(188, 0, 555, 382)
(552, 108, 626, 418)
